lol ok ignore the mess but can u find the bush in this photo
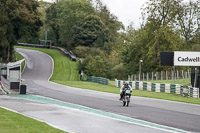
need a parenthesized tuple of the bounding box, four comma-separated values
(74, 46, 105, 58)
(79, 55, 110, 78)
(110, 63, 126, 80)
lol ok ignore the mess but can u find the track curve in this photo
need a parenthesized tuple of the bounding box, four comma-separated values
(16, 48, 200, 133)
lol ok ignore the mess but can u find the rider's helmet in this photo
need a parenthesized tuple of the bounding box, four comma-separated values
(124, 81, 129, 86)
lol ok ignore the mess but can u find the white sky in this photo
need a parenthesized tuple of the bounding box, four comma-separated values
(42, 0, 148, 28)
(101, 0, 148, 28)
(42, 0, 191, 28)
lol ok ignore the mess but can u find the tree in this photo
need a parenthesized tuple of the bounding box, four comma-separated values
(0, 1, 9, 62)
(80, 55, 110, 78)
(142, 0, 182, 26)
(72, 15, 109, 47)
(176, 0, 200, 46)
(122, 21, 183, 75)
(46, 3, 59, 45)
(0, 0, 42, 62)
(56, 0, 95, 48)
(91, 0, 123, 52)
(123, 0, 183, 73)
(93, 0, 123, 36)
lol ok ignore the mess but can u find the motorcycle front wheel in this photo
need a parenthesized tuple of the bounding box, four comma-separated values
(126, 96, 130, 107)
(123, 100, 126, 106)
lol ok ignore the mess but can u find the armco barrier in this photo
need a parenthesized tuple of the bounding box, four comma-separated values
(135, 82, 139, 90)
(151, 83, 156, 92)
(115, 79, 199, 98)
(170, 84, 176, 94)
(128, 81, 132, 87)
(165, 84, 171, 93)
(143, 82, 147, 91)
(176, 85, 181, 94)
(192, 88, 199, 98)
(87, 76, 109, 85)
(155, 83, 160, 92)
(147, 82, 151, 91)
(160, 84, 165, 93)
(18, 43, 77, 61)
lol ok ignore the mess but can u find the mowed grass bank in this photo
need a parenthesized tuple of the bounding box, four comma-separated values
(15, 46, 200, 104)
(15, 51, 25, 71)
(147, 78, 190, 86)
(15, 46, 79, 81)
(0, 107, 66, 133)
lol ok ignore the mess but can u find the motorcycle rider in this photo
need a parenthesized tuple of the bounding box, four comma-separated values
(119, 81, 133, 100)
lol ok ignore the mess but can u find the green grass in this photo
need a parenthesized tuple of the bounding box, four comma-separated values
(15, 46, 200, 105)
(0, 107, 66, 133)
(55, 80, 200, 104)
(146, 78, 191, 86)
(15, 52, 25, 72)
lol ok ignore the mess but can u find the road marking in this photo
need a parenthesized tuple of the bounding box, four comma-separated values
(10, 94, 190, 133)
(46, 53, 54, 81)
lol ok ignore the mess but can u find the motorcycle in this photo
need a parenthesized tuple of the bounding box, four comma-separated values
(122, 89, 131, 107)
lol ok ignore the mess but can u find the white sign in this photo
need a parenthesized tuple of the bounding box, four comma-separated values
(174, 51, 200, 66)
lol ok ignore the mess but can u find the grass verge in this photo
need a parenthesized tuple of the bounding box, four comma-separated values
(0, 107, 66, 133)
(15, 52, 25, 72)
(15, 46, 200, 105)
(147, 79, 190, 86)
(54, 80, 200, 104)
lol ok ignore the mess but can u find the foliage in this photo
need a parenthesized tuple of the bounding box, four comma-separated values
(0, 0, 42, 62)
(74, 46, 105, 58)
(45, 0, 123, 50)
(121, 0, 198, 76)
(142, 0, 182, 26)
(92, 0, 123, 37)
(44, 0, 123, 79)
(56, 0, 96, 48)
(46, 3, 59, 45)
(15, 52, 25, 72)
(12, 0, 200, 80)
(191, 31, 200, 50)
(79, 55, 111, 78)
(72, 15, 110, 47)
(0, 1, 9, 62)
(175, 0, 200, 45)
(110, 63, 126, 80)
(37, 1, 52, 44)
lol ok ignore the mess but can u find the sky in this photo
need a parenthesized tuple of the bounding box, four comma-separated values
(42, 0, 190, 28)
(100, 0, 148, 28)
(42, 0, 148, 28)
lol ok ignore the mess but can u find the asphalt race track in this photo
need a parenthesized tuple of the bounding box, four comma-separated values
(12, 48, 200, 133)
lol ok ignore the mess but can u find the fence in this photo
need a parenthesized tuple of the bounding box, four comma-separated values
(128, 69, 191, 81)
(115, 79, 199, 98)
(18, 43, 77, 61)
(87, 76, 109, 85)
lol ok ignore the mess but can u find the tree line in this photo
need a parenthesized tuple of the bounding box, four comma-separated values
(0, 0, 199, 80)
(122, 0, 200, 76)
(0, 0, 42, 62)
(44, 0, 124, 79)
